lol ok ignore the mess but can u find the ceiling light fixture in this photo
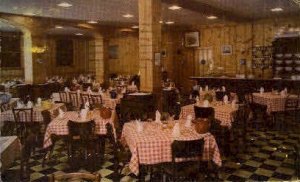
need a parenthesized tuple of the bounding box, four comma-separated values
(165, 21, 175, 25)
(271, 7, 283, 12)
(207, 15, 218, 20)
(57, 2, 73, 8)
(159, 20, 164, 24)
(75, 33, 83, 36)
(55, 25, 63, 29)
(168, 5, 182, 10)
(87, 20, 98, 24)
(131, 25, 139, 29)
(122, 14, 134, 18)
(24, 12, 36, 16)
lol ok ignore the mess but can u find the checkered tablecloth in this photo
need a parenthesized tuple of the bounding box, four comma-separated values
(253, 92, 298, 114)
(121, 120, 222, 175)
(179, 102, 237, 128)
(43, 110, 115, 148)
(52, 92, 121, 109)
(0, 103, 65, 122)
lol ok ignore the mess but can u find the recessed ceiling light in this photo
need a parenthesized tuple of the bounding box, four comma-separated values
(122, 14, 134, 18)
(165, 21, 175, 25)
(131, 25, 139, 29)
(159, 20, 164, 24)
(57, 2, 73, 8)
(75, 33, 83, 36)
(168, 5, 182, 10)
(271, 7, 283, 12)
(207, 15, 218, 20)
(87, 20, 98, 24)
(55, 25, 63, 29)
(120, 28, 133, 32)
(24, 12, 36, 16)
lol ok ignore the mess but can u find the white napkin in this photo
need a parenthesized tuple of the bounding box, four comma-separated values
(205, 85, 209, 91)
(155, 110, 161, 124)
(172, 122, 181, 138)
(37, 97, 42, 106)
(121, 81, 125, 85)
(222, 86, 226, 92)
(223, 95, 229, 104)
(87, 78, 91, 83)
(72, 78, 77, 84)
(80, 109, 88, 120)
(185, 115, 193, 128)
(203, 100, 209, 107)
(284, 88, 288, 94)
(98, 87, 103, 94)
(77, 89, 81, 95)
(64, 87, 70, 92)
(58, 108, 64, 119)
(27, 101, 33, 108)
(189, 94, 193, 100)
(136, 119, 143, 133)
(132, 81, 135, 86)
(87, 86, 92, 94)
(199, 87, 203, 92)
(17, 101, 24, 109)
(85, 101, 90, 109)
(260, 87, 264, 94)
(122, 88, 126, 94)
(280, 90, 286, 97)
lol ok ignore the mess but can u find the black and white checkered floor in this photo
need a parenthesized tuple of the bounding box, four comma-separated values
(1, 127, 299, 182)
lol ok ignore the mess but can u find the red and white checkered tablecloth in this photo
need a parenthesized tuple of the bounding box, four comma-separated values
(121, 121, 222, 175)
(253, 92, 298, 114)
(179, 102, 237, 128)
(0, 103, 65, 122)
(43, 110, 115, 148)
(52, 92, 121, 109)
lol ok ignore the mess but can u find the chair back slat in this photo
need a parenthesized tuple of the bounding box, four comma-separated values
(67, 120, 95, 142)
(80, 93, 91, 105)
(69, 92, 80, 109)
(59, 91, 69, 103)
(90, 94, 103, 106)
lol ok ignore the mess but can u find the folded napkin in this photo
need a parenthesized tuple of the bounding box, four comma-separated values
(121, 81, 125, 85)
(58, 108, 64, 119)
(189, 94, 193, 100)
(87, 78, 91, 83)
(199, 87, 203, 92)
(155, 110, 161, 124)
(185, 115, 193, 128)
(131, 81, 135, 86)
(36, 97, 42, 106)
(222, 86, 226, 92)
(77, 89, 81, 95)
(121, 88, 126, 94)
(260, 87, 264, 94)
(87, 86, 92, 94)
(205, 85, 209, 91)
(27, 101, 33, 108)
(135, 119, 143, 133)
(17, 101, 24, 109)
(203, 100, 209, 107)
(223, 95, 229, 104)
(64, 87, 70, 92)
(280, 90, 286, 97)
(80, 109, 88, 120)
(85, 101, 90, 109)
(172, 122, 181, 138)
(98, 87, 103, 94)
(72, 78, 77, 84)
(284, 87, 288, 94)
(196, 96, 200, 103)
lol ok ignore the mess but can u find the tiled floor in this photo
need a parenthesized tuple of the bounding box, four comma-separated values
(1, 127, 299, 182)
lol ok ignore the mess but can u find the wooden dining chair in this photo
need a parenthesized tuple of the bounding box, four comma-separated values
(69, 91, 81, 110)
(90, 94, 103, 108)
(80, 92, 92, 106)
(67, 120, 99, 169)
(282, 95, 299, 130)
(49, 172, 101, 182)
(164, 139, 207, 181)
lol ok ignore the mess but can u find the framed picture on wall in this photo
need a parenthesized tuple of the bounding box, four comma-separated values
(185, 32, 200, 47)
(108, 45, 118, 59)
(221, 45, 232, 55)
(154, 52, 161, 66)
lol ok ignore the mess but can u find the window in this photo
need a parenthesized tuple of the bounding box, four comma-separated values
(0, 32, 22, 68)
(56, 39, 74, 66)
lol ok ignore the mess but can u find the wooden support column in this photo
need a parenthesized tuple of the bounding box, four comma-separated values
(92, 35, 105, 83)
(139, 0, 162, 92)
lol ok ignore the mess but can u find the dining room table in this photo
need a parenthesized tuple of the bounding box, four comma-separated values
(121, 120, 222, 175)
(43, 109, 116, 148)
(252, 92, 299, 114)
(0, 103, 66, 123)
(179, 101, 238, 128)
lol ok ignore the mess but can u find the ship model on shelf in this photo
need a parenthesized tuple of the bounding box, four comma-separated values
(272, 36, 300, 80)
(252, 46, 273, 78)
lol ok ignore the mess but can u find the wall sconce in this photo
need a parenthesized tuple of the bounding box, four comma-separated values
(31, 46, 46, 53)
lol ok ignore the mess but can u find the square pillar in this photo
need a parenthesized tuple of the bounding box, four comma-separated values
(139, 0, 162, 92)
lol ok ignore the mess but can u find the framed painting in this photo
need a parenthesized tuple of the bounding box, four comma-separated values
(185, 32, 200, 47)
